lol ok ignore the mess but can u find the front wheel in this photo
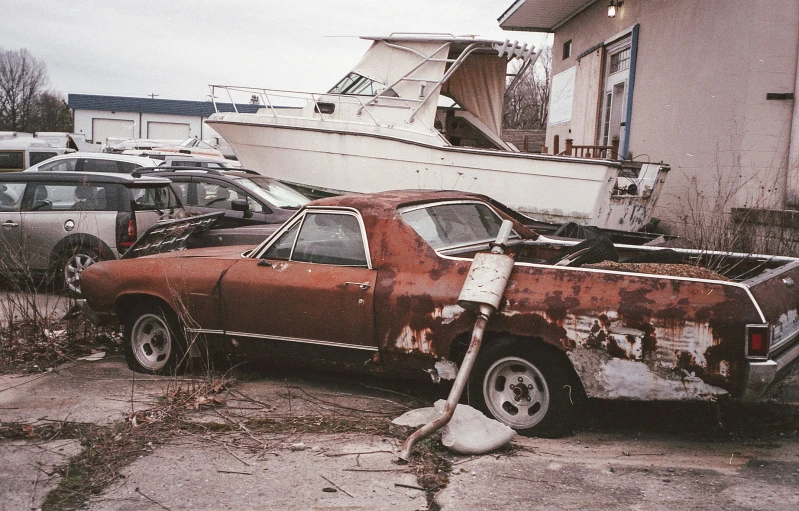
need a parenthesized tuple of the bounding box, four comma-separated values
(124, 303, 186, 375)
(468, 340, 580, 437)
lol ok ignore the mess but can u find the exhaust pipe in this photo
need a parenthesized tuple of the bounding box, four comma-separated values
(399, 220, 515, 462)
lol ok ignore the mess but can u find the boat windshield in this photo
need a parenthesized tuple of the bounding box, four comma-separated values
(236, 176, 310, 209)
(328, 72, 390, 96)
(400, 201, 518, 250)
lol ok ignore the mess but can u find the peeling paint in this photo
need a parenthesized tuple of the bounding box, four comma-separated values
(396, 325, 433, 352)
(434, 359, 459, 380)
(431, 305, 466, 325)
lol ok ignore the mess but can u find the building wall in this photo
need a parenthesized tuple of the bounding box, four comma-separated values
(547, 0, 799, 233)
(73, 109, 224, 144)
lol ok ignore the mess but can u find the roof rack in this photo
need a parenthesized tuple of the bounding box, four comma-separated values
(132, 166, 260, 178)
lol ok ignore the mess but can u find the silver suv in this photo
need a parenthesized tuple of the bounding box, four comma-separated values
(0, 172, 183, 295)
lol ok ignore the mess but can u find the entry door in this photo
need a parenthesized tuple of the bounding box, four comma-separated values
(219, 210, 377, 350)
(599, 40, 631, 151)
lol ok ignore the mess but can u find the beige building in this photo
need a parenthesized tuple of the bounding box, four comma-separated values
(499, 0, 799, 239)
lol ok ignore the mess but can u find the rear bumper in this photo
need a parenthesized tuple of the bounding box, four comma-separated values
(741, 339, 799, 401)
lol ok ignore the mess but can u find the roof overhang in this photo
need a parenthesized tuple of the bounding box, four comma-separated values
(498, 0, 600, 32)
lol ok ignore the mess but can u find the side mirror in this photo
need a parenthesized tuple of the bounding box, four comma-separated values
(231, 199, 252, 217)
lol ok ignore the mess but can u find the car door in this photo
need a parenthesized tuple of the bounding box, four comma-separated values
(0, 182, 26, 270)
(218, 210, 377, 360)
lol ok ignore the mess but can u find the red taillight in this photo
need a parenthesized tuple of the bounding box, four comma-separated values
(116, 213, 137, 251)
(746, 325, 771, 358)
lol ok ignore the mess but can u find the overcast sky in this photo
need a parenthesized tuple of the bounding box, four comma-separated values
(1, 0, 548, 102)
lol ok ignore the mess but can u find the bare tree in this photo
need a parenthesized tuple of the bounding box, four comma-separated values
(0, 48, 49, 131)
(504, 45, 552, 129)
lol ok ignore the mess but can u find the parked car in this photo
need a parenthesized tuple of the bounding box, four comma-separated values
(0, 138, 75, 172)
(0, 172, 182, 295)
(134, 166, 309, 228)
(24, 152, 161, 173)
(79, 191, 799, 436)
(121, 151, 240, 169)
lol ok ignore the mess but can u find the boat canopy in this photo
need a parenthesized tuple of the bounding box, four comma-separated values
(331, 35, 538, 141)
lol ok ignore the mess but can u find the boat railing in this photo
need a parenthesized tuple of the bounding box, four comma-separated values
(209, 84, 440, 134)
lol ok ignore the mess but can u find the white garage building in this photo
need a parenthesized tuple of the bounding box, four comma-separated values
(68, 94, 260, 146)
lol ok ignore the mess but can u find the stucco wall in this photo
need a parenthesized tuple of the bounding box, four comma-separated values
(547, 0, 799, 234)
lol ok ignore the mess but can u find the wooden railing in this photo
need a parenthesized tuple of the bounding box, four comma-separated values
(541, 135, 619, 160)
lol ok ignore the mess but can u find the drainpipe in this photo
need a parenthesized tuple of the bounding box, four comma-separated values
(399, 220, 515, 462)
(785, 35, 799, 208)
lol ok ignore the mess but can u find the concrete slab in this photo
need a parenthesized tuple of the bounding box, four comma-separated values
(437, 432, 799, 511)
(0, 356, 170, 425)
(0, 439, 81, 511)
(86, 434, 426, 511)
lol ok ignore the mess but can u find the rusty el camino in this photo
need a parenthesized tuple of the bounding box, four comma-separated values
(81, 191, 799, 436)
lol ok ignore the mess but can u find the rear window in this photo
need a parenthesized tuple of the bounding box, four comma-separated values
(129, 184, 181, 211)
(400, 202, 511, 250)
(0, 151, 24, 170)
(83, 158, 141, 173)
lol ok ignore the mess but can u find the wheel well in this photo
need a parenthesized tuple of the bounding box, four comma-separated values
(448, 331, 587, 399)
(115, 294, 174, 328)
(49, 233, 115, 270)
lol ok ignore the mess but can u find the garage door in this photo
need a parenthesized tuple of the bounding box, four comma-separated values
(92, 118, 136, 144)
(147, 122, 190, 140)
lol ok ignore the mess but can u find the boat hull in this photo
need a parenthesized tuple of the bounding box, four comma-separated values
(207, 115, 664, 230)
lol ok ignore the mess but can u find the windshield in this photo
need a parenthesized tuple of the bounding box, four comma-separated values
(236, 177, 310, 209)
(130, 184, 181, 211)
(328, 72, 389, 96)
(400, 202, 516, 250)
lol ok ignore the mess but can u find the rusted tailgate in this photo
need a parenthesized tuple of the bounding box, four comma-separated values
(744, 259, 799, 355)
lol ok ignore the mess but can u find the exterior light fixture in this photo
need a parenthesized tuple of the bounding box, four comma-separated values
(608, 0, 623, 18)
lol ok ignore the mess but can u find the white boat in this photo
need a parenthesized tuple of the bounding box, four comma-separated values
(206, 34, 668, 231)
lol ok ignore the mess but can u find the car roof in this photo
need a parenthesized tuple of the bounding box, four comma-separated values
(35, 152, 161, 165)
(0, 171, 172, 185)
(309, 190, 487, 211)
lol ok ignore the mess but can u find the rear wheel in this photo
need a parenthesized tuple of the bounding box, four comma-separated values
(60, 245, 102, 296)
(469, 339, 580, 437)
(124, 302, 186, 375)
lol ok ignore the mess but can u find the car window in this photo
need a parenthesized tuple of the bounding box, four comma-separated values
(0, 183, 26, 211)
(400, 202, 513, 250)
(29, 152, 57, 166)
(38, 158, 77, 172)
(82, 158, 140, 173)
(0, 151, 24, 171)
(129, 185, 181, 211)
(263, 221, 300, 260)
(197, 182, 241, 208)
(246, 195, 265, 213)
(171, 182, 190, 205)
(20, 183, 118, 211)
(291, 212, 368, 266)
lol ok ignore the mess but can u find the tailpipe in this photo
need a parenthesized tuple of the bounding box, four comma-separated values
(399, 220, 515, 462)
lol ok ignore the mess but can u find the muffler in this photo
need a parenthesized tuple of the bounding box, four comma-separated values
(399, 220, 515, 462)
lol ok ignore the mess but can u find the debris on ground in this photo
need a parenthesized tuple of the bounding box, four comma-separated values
(392, 400, 516, 455)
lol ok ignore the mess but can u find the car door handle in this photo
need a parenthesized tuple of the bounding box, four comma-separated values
(2, 221, 18, 228)
(344, 281, 371, 290)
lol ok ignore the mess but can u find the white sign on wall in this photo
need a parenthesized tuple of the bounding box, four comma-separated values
(549, 66, 576, 126)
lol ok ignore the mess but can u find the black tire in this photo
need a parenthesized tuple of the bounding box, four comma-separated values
(123, 302, 187, 375)
(59, 245, 103, 297)
(468, 339, 580, 437)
